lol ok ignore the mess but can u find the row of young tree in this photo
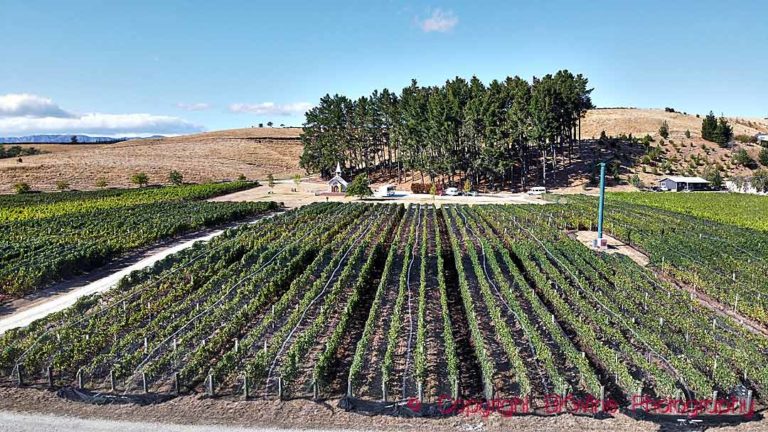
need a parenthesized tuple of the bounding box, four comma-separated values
(299, 71, 593, 190)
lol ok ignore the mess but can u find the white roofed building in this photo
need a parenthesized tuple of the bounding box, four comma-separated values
(328, 162, 348, 193)
(658, 176, 710, 192)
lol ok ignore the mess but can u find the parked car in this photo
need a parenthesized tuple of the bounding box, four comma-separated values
(528, 186, 547, 195)
(445, 187, 460, 196)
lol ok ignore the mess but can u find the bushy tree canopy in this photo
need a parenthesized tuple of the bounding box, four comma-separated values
(345, 174, 373, 199)
(300, 71, 593, 190)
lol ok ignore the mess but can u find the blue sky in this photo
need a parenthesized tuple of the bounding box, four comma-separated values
(1, 0, 766, 136)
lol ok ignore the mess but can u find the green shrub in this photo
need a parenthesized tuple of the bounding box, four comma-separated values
(168, 170, 184, 186)
(55, 180, 70, 191)
(659, 120, 670, 139)
(13, 182, 32, 194)
(131, 172, 149, 187)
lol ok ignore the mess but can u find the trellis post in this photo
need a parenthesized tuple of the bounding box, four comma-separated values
(142, 372, 148, 394)
(599, 386, 605, 412)
(109, 370, 115, 392)
(243, 375, 249, 399)
(174, 372, 181, 395)
(207, 373, 215, 397)
(47, 366, 53, 388)
(14, 364, 22, 387)
(77, 368, 84, 389)
(381, 380, 387, 403)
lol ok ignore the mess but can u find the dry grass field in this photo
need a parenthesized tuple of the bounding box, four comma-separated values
(2, 110, 767, 194)
(582, 109, 768, 187)
(0, 128, 304, 193)
(581, 108, 768, 139)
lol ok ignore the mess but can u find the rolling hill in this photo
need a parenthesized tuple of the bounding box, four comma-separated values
(0, 128, 304, 193)
(2, 109, 766, 194)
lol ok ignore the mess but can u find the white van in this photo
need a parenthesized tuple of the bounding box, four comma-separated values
(445, 187, 460, 196)
(528, 186, 547, 196)
(377, 184, 395, 197)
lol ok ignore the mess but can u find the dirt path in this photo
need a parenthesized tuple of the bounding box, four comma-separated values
(571, 231, 650, 267)
(209, 180, 547, 209)
(0, 387, 669, 432)
(0, 215, 275, 335)
(0, 410, 358, 432)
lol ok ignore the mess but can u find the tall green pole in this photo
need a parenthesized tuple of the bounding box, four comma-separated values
(597, 162, 606, 243)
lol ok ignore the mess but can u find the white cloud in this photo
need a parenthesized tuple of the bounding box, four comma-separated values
(0, 93, 202, 136)
(176, 102, 211, 111)
(0, 94, 75, 118)
(228, 102, 313, 116)
(418, 9, 458, 33)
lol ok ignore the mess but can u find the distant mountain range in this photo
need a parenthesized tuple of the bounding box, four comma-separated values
(0, 134, 165, 144)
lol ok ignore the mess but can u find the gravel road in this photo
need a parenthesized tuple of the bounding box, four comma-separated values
(0, 411, 361, 432)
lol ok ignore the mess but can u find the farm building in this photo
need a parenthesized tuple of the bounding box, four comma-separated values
(328, 162, 348, 193)
(658, 176, 710, 192)
(757, 133, 768, 145)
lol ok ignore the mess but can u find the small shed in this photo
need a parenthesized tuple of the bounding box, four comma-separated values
(757, 133, 768, 145)
(659, 176, 710, 192)
(328, 162, 348, 193)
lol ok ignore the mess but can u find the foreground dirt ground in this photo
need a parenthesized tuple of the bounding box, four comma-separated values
(0, 387, 660, 432)
(208, 179, 546, 209)
(1, 386, 766, 432)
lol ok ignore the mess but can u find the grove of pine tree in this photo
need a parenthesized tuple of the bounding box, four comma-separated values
(701, 111, 733, 147)
(299, 71, 593, 191)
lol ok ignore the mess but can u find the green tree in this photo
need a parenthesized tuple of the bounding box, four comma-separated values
(346, 174, 373, 199)
(292, 174, 302, 191)
(55, 180, 70, 191)
(733, 148, 753, 167)
(713, 117, 733, 147)
(168, 170, 183, 186)
(701, 165, 723, 188)
(685, 129, 691, 139)
(237, 173, 247, 182)
(759, 148, 768, 167)
(131, 172, 149, 187)
(701, 111, 718, 141)
(267, 121, 274, 127)
(463, 179, 472, 194)
(298, 70, 593, 191)
(95, 178, 108, 188)
(70, 135, 78, 144)
(658, 120, 669, 139)
(752, 169, 768, 192)
(609, 159, 621, 182)
(13, 182, 31, 194)
(267, 173, 275, 190)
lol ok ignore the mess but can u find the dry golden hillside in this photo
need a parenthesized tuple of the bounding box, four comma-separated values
(2, 109, 767, 194)
(0, 128, 304, 193)
(582, 108, 768, 140)
(581, 109, 768, 187)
